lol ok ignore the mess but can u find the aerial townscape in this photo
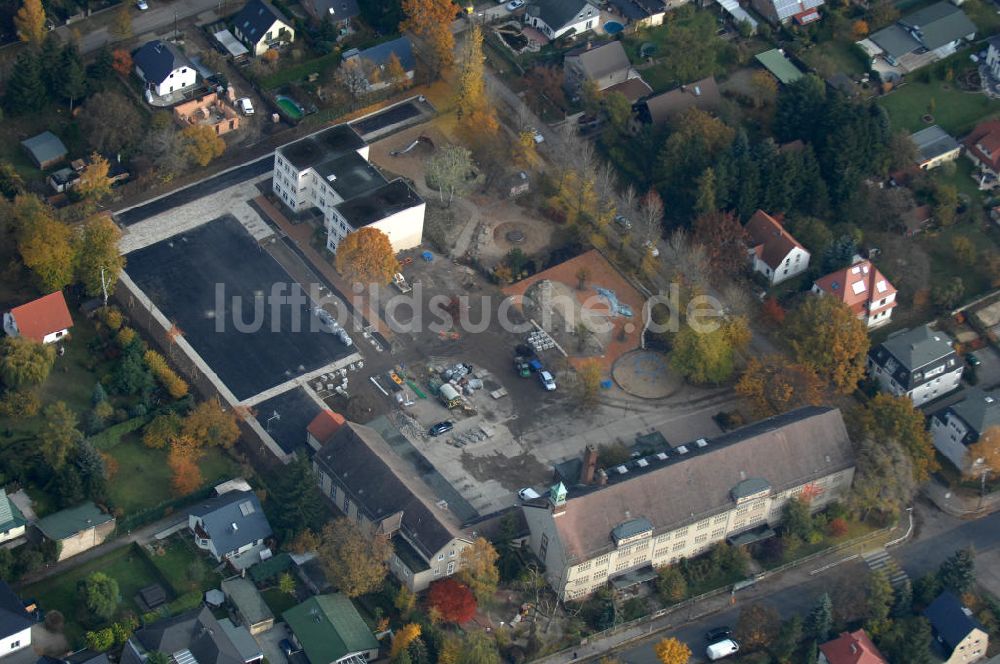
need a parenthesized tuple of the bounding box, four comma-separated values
(3, 0, 1000, 661)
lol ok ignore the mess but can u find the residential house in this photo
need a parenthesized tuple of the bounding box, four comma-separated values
(0, 491, 27, 545)
(868, 3, 976, 71)
(523, 406, 855, 600)
(633, 76, 721, 126)
(912, 125, 961, 170)
(744, 209, 810, 285)
(755, 49, 805, 85)
(900, 204, 933, 236)
(311, 415, 474, 592)
(273, 124, 425, 253)
(133, 40, 198, 98)
(608, 0, 667, 27)
(188, 490, 273, 569)
(819, 630, 888, 664)
(221, 578, 274, 635)
(232, 0, 295, 57)
(986, 35, 1000, 81)
(931, 388, 1000, 472)
(341, 36, 415, 92)
(301, 0, 358, 27)
(564, 41, 644, 94)
(36, 502, 115, 561)
(963, 118, 1000, 186)
(121, 607, 262, 664)
(0, 582, 32, 657)
(811, 259, 898, 328)
(923, 591, 989, 664)
(20, 131, 67, 169)
(525, 0, 600, 40)
(867, 325, 963, 407)
(3, 292, 73, 345)
(173, 91, 241, 136)
(752, 0, 823, 25)
(283, 595, 378, 664)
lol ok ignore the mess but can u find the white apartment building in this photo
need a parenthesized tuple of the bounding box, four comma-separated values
(272, 125, 425, 253)
(523, 407, 856, 601)
(867, 325, 963, 407)
(931, 388, 999, 472)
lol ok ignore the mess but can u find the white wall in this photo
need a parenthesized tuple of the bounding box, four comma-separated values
(932, 413, 971, 471)
(0, 523, 26, 544)
(869, 357, 961, 407)
(139, 65, 197, 97)
(370, 202, 425, 253)
(0, 627, 31, 656)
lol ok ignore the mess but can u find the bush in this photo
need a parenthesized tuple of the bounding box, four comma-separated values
(144, 350, 188, 399)
(828, 517, 849, 537)
(0, 389, 41, 418)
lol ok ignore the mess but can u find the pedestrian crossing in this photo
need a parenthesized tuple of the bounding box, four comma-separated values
(862, 548, 910, 588)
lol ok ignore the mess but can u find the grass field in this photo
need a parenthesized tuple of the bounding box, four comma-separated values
(880, 80, 998, 135)
(145, 536, 220, 596)
(261, 586, 299, 618)
(801, 39, 868, 78)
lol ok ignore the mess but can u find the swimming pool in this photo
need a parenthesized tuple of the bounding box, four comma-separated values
(275, 94, 304, 120)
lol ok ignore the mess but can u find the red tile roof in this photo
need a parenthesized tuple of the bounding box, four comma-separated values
(10, 291, 73, 343)
(965, 118, 1000, 174)
(819, 630, 888, 664)
(744, 209, 807, 270)
(813, 260, 897, 318)
(307, 410, 345, 443)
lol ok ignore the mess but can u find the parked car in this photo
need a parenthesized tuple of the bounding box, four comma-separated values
(705, 627, 732, 643)
(614, 214, 632, 231)
(518, 487, 541, 500)
(967, 352, 982, 367)
(506, 0, 525, 10)
(136, 0, 148, 9)
(236, 97, 254, 115)
(706, 639, 739, 661)
(538, 370, 556, 391)
(644, 240, 660, 257)
(428, 421, 454, 437)
(279, 640, 298, 656)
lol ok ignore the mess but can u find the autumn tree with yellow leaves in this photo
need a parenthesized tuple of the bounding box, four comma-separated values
(785, 296, 869, 394)
(455, 25, 496, 134)
(654, 637, 691, 664)
(14, 0, 46, 45)
(335, 227, 399, 285)
(736, 355, 825, 417)
(13, 194, 75, 291)
(400, 0, 454, 74)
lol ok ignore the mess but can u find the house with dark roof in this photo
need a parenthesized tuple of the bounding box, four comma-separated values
(3, 291, 73, 345)
(133, 40, 198, 98)
(911, 125, 961, 170)
(122, 607, 262, 664)
(283, 595, 378, 664)
(312, 417, 474, 592)
(36, 502, 115, 562)
(633, 76, 722, 126)
(932, 388, 1000, 472)
(523, 406, 856, 600)
(188, 491, 273, 569)
(221, 578, 273, 635)
(525, 0, 600, 40)
(867, 324, 963, 407)
(0, 490, 27, 545)
(300, 0, 358, 26)
(607, 0, 667, 27)
(564, 41, 647, 96)
(0, 582, 32, 657)
(20, 131, 67, 169)
(232, 0, 295, 57)
(964, 118, 1000, 185)
(868, 2, 976, 72)
(744, 209, 810, 285)
(752, 0, 823, 25)
(819, 630, 887, 664)
(923, 591, 989, 664)
(341, 36, 415, 92)
(811, 259, 897, 328)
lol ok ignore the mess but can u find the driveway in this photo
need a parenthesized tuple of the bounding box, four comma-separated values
(255, 622, 290, 664)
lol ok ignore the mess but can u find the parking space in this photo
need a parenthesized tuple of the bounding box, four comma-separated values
(254, 623, 289, 664)
(969, 345, 1000, 389)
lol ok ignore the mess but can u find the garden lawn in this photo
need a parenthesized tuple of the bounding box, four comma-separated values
(23, 544, 162, 646)
(144, 535, 220, 596)
(259, 52, 342, 89)
(918, 221, 998, 300)
(879, 75, 1000, 136)
(801, 40, 868, 77)
(261, 587, 300, 617)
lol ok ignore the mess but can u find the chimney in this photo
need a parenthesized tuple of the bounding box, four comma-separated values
(596, 469, 608, 486)
(579, 445, 598, 484)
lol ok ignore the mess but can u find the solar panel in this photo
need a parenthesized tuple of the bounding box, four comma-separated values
(239, 500, 255, 516)
(851, 280, 866, 295)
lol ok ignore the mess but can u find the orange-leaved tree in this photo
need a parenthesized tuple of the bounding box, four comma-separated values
(653, 637, 691, 664)
(735, 355, 824, 418)
(181, 124, 226, 167)
(182, 398, 239, 448)
(168, 436, 204, 496)
(455, 25, 496, 134)
(967, 426, 1000, 479)
(14, 0, 46, 45)
(112, 49, 133, 76)
(427, 578, 477, 624)
(857, 393, 937, 482)
(334, 227, 399, 285)
(390, 623, 421, 658)
(400, 0, 454, 74)
(784, 295, 869, 394)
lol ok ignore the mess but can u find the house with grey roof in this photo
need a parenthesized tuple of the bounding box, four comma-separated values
(133, 40, 198, 99)
(932, 388, 1000, 472)
(924, 592, 989, 664)
(911, 125, 961, 170)
(0, 491, 27, 545)
(312, 416, 474, 592)
(523, 406, 856, 600)
(122, 607, 262, 664)
(564, 41, 648, 96)
(0, 582, 32, 658)
(341, 36, 415, 92)
(608, 0, 667, 27)
(634, 76, 722, 126)
(221, 578, 273, 635)
(525, 0, 600, 40)
(20, 131, 67, 169)
(36, 502, 115, 562)
(231, 0, 295, 57)
(867, 325, 963, 407)
(751, 0, 823, 26)
(301, 0, 358, 26)
(188, 491, 272, 569)
(868, 2, 976, 72)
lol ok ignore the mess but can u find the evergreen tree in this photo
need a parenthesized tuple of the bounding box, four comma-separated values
(73, 440, 107, 501)
(4, 49, 47, 115)
(270, 454, 325, 541)
(913, 572, 942, 609)
(694, 167, 718, 216)
(88, 45, 115, 82)
(880, 617, 933, 664)
(40, 34, 62, 92)
(805, 593, 833, 642)
(938, 548, 975, 595)
(820, 235, 858, 273)
(893, 578, 913, 618)
(92, 382, 108, 406)
(864, 570, 895, 636)
(59, 43, 87, 111)
(772, 615, 803, 664)
(774, 74, 827, 144)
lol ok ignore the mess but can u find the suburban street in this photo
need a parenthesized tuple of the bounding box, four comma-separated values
(610, 508, 1000, 663)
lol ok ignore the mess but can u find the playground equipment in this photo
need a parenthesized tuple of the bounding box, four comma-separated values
(389, 135, 434, 157)
(596, 287, 634, 317)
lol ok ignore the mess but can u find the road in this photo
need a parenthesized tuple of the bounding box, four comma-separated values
(612, 510, 1000, 663)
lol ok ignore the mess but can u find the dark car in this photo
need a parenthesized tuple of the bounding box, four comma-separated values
(967, 353, 982, 367)
(705, 627, 732, 643)
(279, 639, 297, 656)
(428, 421, 454, 437)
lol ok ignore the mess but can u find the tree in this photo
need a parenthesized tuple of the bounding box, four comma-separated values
(773, 615, 803, 664)
(0, 162, 25, 199)
(270, 454, 325, 542)
(79, 572, 120, 620)
(146, 653, 170, 664)
(735, 356, 824, 417)
(693, 210, 748, 279)
(455, 26, 495, 133)
(805, 593, 833, 642)
(14, 0, 46, 45)
(385, 52, 410, 91)
(938, 547, 975, 595)
(168, 438, 203, 496)
(932, 276, 965, 310)
(143, 412, 182, 449)
(290, 528, 321, 555)
(735, 602, 781, 651)
(785, 296, 868, 394)
(933, 183, 958, 227)
(400, 0, 455, 74)
(4, 50, 47, 115)
(391, 624, 422, 659)
(112, 49, 133, 76)
(880, 616, 933, 664)
(111, 3, 132, 40)
(670, 317, 750, 384)
(656, 566, 687, 603)
(76, 155, 112, 202)
(182, 399, 239, 448)
(58, 43, 87, 111)
(80, 92, 143, 153)
(578, 359, 602, 405)
(819, 235, 858, 274)
(427, 578, 477, 624)
(458, 537, 499, 603)
(637, 190, 665, 246)
(694, 168, 718, 216)
(181, 125, 226, 167)
(41, 401, 82, 469)
(967, 426, 1000, 479)
(657, 109, 734, 218)
(653, 637, 691, 664)
(85, 628, 116, 652)
(850, 437, 916, 522)
(0, 337, 55, 388)
(335, 227, 399, 285)
(14, 194, 76, 290)
(865, 570, 894, 636)
(857, 393, 936, 482)
(457, 632, 499, 664)
(749, 70, 777, 108)
(318, 518, 392, 597)
(278, 572, 296, 595)
(394, 585, 417, 617)
(782, 496, 813, 541)
(951, 236, 977, 266)
(426, 145, 473, 206)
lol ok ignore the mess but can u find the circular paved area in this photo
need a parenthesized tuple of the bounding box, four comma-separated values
(612, 349, 682, 399)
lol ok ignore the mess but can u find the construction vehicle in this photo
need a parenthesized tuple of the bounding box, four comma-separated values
(392, 272, 412, 293)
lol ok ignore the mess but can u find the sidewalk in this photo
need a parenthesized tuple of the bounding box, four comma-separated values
(922, 477, 1000, 518)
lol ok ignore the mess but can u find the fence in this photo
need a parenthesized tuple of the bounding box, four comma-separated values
(116, 484, 216, 532)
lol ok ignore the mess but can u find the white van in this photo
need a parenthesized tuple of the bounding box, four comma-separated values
(236, 97, 254, 115)
(706, 639, 739, 661)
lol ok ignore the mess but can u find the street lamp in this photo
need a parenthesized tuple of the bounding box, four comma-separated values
(266, 410, 280, 432)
